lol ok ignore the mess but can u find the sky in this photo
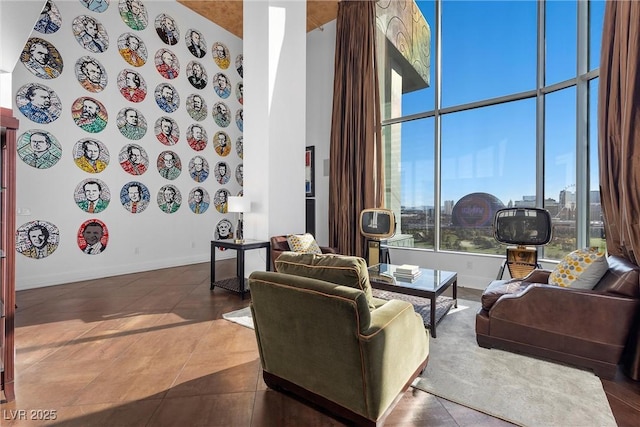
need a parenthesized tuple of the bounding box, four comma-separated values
(392, 0, 605, 208)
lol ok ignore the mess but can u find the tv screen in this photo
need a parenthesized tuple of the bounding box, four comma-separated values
(494, 208, 552, 246)
(359, 209, 395, 239)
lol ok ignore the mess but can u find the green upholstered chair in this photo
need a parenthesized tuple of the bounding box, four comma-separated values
(249, 252, 429, 426)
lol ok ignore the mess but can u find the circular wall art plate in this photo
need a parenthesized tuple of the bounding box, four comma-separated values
(212, 41, 230, 69)
(16, 220, 60, 259)
(74, 178, 111, 213)
(186, 123, 207, 151)
(120, 181, 150, 214)
(155, 48, 180, 79)
(20, 37, 63, 79)
(16, 83, 62, 124)
(186, 28, 207, 58)
(73, 138, 109, 173)
(214, 161, 230, 184)
(75, 56, 108, 92)
(154, 116, 180, 146)
(34, 0, 62, 34)
(156, 150, 182, 180)
(236, 108, 243, 131)
(119, 143, 149, 176)
(79, 0, 110, 13)
(118, 32, 147, 67)
(117, 68, 146, 102)
(78, 219, 109, 255)
(236, 81, 243, 104)
(118, 0, 147, 31)
(117, 107, 147, 140)
(154, 83, 180, 113)
(188, 155, 209, 183)
(186, 93, 208, 121)
(212, 102, 230, 127)
(71, 96, 108, 133)
(236, 136, 243, 159)
(188, 187, 210, 214)
(236, 54, 243, 77)
(213, 131, 231, 157)
(157, 184, 181, 213)
(72, 15, 109, 53)
(213, 72, 231, 98)
(214, 188, 230, 213)
(186, 60, 207, 89)
(17, 129, 62, 169)
(236, 163, 244, 186)
(155, 13, 180, 46)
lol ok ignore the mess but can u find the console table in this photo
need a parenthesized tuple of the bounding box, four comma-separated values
(210, 239, 270, 299)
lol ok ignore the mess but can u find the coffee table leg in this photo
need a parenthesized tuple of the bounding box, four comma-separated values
(453, 279, 458, 308)
(430, 295, 437, 338)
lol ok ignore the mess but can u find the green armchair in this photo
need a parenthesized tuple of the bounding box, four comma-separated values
(249, 253, 429, 426)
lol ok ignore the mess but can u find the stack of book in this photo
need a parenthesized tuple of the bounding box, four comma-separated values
(393, 264, 422, 281)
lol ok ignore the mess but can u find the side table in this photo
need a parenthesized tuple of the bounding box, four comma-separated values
(211, 239, 271, 299)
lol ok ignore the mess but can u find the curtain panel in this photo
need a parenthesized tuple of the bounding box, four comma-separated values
(598, 0, 640, 380)
(328, 0, 383, 257)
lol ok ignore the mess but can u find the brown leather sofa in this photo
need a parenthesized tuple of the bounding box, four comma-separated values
(476, 255, 640, 379)
(270, 235, 337, 270)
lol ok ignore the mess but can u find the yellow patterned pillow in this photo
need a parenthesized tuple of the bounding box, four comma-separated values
(286, 233, 322, 254)
(548, 248, 608, 289)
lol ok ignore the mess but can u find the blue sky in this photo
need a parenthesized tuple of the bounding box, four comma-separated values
(394, 0, 604, 208)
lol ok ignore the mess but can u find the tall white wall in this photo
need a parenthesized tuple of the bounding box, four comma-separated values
(305, 20, 336, 247)
(11, 0, 242, 289)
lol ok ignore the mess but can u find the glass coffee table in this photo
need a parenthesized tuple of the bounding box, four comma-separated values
(368, 264, 457, 338)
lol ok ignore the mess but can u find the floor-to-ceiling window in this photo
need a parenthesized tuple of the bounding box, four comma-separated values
(377, 0, 604, 260)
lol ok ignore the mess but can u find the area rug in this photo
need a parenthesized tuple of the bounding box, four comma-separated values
(222, 306, 254, 329)
(371, 289, 457, 330)
(414, 299, 617, 427)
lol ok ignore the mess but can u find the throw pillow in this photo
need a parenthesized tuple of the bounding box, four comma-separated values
(548, 247, 608, 289)
(286, 233, 322, 254)
(275, 252, 376, 309)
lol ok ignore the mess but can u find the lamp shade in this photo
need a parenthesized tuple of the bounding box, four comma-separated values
(227, 196, 250, 213)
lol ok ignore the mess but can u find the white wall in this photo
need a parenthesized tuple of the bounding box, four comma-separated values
(305, 20, 335, 247)
(12, 0, 243, 289)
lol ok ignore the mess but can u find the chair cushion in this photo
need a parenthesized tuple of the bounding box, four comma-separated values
(548, 247, 608, 289)
(275, 252, 375, 309)
(481, 279, 529, 311)
(286, 233, 322, 254)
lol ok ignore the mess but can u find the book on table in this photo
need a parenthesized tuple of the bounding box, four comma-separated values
(393, 270, 422, 281)
(395, 264, 420, 275)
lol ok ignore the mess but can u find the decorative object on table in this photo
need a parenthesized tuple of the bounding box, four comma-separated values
(16, 220, 59, 259)
(493, 207, 552, 279)
(359, 207, 396, 265)
(305, 145, 315, 197)
(227, 196, 249, 243)
(17, 129, 62, 169)
(21, 37, 63, 79)
(393, 264, 422, 281)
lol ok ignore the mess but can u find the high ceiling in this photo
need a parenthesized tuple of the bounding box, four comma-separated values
(178, 1, 339, 38)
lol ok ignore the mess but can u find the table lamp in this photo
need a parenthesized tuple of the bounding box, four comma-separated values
(227, 196, 249, 243)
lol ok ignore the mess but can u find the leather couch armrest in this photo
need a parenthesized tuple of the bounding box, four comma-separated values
(320, 246, 337, 254)
(521, 268, 552, 284)
(491, 285, 640, 345)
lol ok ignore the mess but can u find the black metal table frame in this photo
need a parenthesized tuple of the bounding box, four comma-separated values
(368, 264, 457, 338)
(210, 239, 271, 299)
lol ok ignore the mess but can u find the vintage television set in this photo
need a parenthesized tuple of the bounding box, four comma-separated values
(493, 207, 552, 279)
(359, 208, 396, 266)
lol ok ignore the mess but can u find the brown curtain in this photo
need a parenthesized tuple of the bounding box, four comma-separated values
(598, 0, 640, 380)
(328, 0, 383, 257)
